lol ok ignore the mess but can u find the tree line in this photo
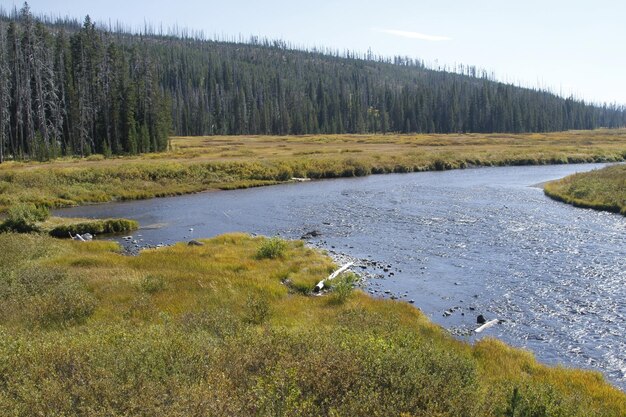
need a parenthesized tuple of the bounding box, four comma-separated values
(1, 4, 625, 161)
(0, 4, 170, 162)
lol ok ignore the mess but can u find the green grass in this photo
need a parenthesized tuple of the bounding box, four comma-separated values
(46, 218, 139, 238)
(544, 164, 626, 215)
(0, 233, 624, 416)
(1, 129, 626, 212)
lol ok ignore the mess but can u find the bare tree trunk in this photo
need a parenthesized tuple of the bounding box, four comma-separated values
(0, 23, 9, 163)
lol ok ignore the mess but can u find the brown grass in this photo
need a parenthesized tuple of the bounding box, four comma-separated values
(1, 129, 625, 212)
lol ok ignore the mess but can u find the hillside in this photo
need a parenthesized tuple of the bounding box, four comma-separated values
(0, 4, 625, 161)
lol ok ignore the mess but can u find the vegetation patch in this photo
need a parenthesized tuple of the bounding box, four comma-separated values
(256, 236, 288, 259)
(47, 218, 139, 238)
(544, 164, 626, 215)
(1, 130, 626, 213)
(0, 233, 623, 415)
(0, 203, 49, 233)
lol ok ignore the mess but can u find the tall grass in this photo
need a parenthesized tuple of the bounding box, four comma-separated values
(544, 164, 626, 215)
(1, 130, 625, 212)
(0, 233, 624, 415)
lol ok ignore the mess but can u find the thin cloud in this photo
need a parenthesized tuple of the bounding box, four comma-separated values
(373, 28, 451, 42)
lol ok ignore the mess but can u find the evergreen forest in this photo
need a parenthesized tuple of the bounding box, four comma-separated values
(1, 4, 625, 161)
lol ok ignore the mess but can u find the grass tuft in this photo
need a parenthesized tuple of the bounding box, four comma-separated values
(256, 236, 288, 259)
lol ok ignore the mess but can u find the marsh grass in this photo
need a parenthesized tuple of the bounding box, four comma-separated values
(0, 233, 624, 416)
(46, 218, 139, 238)
(1, 130, 626, 212)
(544, 164, 626, 215)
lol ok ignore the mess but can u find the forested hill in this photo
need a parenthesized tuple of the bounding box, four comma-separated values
(1, 5, 626, 160)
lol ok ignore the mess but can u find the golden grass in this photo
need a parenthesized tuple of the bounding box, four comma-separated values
(1, 129, 625, 212)
(544, 164, 626, 215)
(0, 233, 624, 415)
(2, 131, 626, 414)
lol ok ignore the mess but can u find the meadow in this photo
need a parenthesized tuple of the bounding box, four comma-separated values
(0, 232, 625, 416)
(1, 129, 626, 212)
(2, 130, 626, 415)
(544, 163, 626, 215)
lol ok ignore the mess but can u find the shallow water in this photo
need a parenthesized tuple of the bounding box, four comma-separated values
(56, 163, 626, 389)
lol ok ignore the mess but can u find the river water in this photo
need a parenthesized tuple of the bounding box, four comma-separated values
(56, 163, 626, 389)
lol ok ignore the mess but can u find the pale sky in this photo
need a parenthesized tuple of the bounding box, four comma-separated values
(3, 0, 625, 105)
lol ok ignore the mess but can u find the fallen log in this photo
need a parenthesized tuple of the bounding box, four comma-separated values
(73, 233, 86, 242)
(475, 318, 499, 333)
(314, 262, 354, 293)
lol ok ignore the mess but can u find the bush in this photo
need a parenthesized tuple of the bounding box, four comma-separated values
(0, 203, 49, 233)
(49, 218, 139, 238)
(244, 294, 271, 325)
(140, 274, 167, 294)
(0, 266, 96, 327)
(328, 272, 356, 305)
(255, 237, 287, 260)
(34, 279, 97, 326)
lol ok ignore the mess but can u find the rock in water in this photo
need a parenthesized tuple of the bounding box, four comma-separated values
(477, 314, 486, 324)
(300, 230, 322, 240)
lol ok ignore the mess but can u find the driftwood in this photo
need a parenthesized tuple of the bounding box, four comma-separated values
(313, 262, 354, 293)
(69, 233, 93, 242)
(291, 177, 311, 182)
(474, 318, 499, 333)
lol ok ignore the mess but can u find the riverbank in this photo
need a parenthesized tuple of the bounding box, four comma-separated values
(544, 164, 626, 215)
(0, 232, 624, 415)
(1, 129, 626, 212)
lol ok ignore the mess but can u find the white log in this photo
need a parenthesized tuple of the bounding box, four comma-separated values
(291, 177, 311, 182)
(474, 318, 499, 333)
(74, 233, 86, 242)
(314, 262, 354, 292)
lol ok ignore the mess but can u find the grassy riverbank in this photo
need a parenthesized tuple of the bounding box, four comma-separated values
(1, 129, 625, 212)
(0, 232, 624, 416)
(544, 164, 626, 215)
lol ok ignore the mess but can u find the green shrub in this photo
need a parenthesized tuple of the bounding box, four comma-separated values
(328, 272, 356, 305)
(0, 266, 96, 327)
(49, 218, 139, 238)
(256, 237, 287, 259)
(140, 274, 167, 294)
(33, 279, 97, 326)
(0, 203, 49, 233)
(244, 294, 271, 325)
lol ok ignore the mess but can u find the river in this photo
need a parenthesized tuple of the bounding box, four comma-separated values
(56, 163, 626, 389)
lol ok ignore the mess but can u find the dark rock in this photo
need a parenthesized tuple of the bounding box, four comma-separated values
(188, 240, 204, 246)
(300, 230, 322, 239)
(477, 314, 486, 324)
